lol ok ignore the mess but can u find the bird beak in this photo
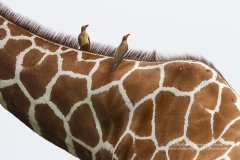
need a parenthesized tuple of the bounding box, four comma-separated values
(85, 24, 89, 28)
(126, 33, 130, 37)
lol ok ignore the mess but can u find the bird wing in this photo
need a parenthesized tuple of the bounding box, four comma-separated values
(114, 43, 128, 60)
(88, 36, 90, 45)
(109, 44, 128, 72)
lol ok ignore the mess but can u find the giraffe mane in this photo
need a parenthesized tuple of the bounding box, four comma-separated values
(0, 2, 223, 76)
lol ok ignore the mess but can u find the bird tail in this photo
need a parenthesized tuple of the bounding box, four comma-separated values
(109, 61, 119, 73)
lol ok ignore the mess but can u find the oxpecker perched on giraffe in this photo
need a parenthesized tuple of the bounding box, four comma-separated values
(78, 24, 90, 52)
(109, 33, 130, 72)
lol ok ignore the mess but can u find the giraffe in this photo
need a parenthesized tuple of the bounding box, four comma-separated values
(1, 4, 240, 160)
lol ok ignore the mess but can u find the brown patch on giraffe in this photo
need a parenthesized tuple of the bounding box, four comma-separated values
(155, 91, 190, 146)
(7, 22, 32, 37)
(133, 139, 156, 160)
(35, 104, 68, 151)
(51, 75, 87, 116)
(96, 149, 113, 160)
(222, 120, 240, 142)
(123, 68, 160, 104)
(69, 104, 99, 147)
(82, 52, 104, 60)
(1, 84, 31, 128)
(20, 55, 58, 99)
(91, 58, 135, 90)
(153, 151, 167, 160)
(130, 100, 153, 136)
(0, 16, 5, 25)
(228, 146, 240, 160)
(73, 141, 93, 160)
(213, 88, 240, 138)
(115, 134, 134, 160)
(61, 46, 68, 51)
(168, 140, 197, 160)
(216, 74, 227, 84)
(34, 37, 59, 52)
(0, 28, 6, 40)
(187, 85, 218, 145)
(0, 39, 31, 80)
(91, 86, 130, 146)
(139, 61, 162, 67)
(61, 51, 95, 75)
(22, 49, 45, 68)
(196, 142, 230, 160)
(164, 62, 213, 91)
(194, 83, 219, 110)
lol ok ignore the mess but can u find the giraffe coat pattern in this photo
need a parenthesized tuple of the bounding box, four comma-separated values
(1, 13, 240, 160)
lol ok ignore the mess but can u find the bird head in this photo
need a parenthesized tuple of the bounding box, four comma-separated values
(122, 33, 130, 41)
(81, 24, 89, 31)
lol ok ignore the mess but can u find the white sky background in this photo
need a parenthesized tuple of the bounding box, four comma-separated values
(0, 0, 239, 159)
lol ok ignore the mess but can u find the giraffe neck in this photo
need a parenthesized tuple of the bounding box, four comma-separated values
(1, 14, 240, 160)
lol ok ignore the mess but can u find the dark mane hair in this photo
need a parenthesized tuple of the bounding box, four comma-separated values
(0, 2, 222, 76)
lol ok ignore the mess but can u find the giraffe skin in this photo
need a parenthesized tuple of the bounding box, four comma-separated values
(1, 15, 240, 160)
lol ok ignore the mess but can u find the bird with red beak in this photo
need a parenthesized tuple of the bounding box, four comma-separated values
(78, 24, 90, 52)
(109, 33, 130, 72)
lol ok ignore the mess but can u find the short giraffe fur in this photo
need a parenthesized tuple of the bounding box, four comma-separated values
(1, 6, 240, 160)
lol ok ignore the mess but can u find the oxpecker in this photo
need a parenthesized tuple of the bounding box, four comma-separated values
(109, 33, 130, 72)
(78, 24, 90, 52)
